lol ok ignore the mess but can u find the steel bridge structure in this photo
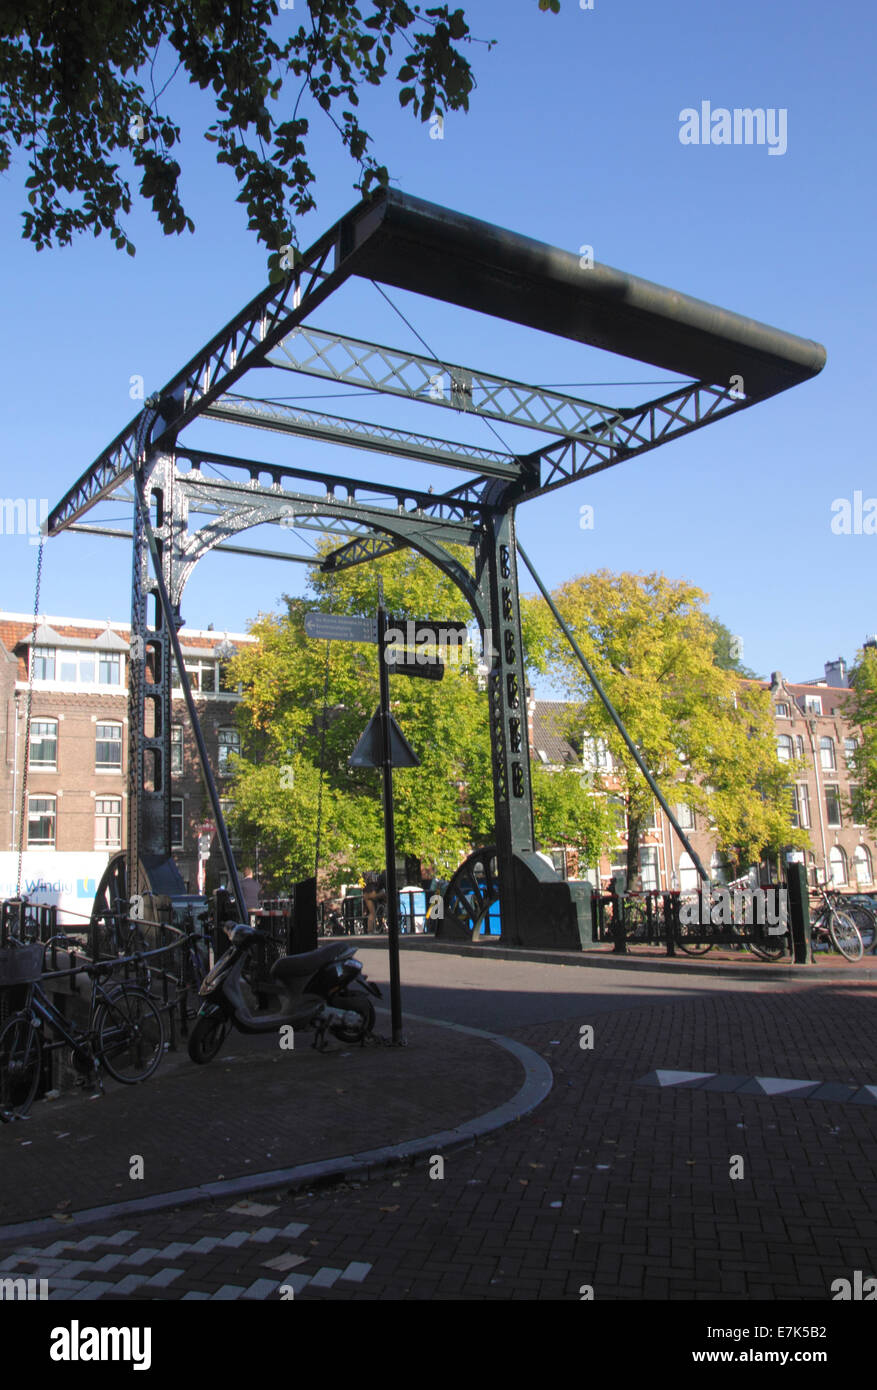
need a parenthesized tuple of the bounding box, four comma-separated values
(47, 189, 826, 947)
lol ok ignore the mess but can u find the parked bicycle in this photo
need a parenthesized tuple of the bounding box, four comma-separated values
(823, 889, 876, 953)
(0, 934, 165, 1121)
(809, 886, 864, 961)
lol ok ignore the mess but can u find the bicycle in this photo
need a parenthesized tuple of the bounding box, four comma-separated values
(672, 891, 788, 961)
(824, 890, 876, 953)
(0, 934, 165, 1121)
(809, 886, 864, 961)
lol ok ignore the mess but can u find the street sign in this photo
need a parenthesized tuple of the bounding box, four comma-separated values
(387, 653, 444, 681)
(304, 612, 378, 643)
(349, 710, 421, 769)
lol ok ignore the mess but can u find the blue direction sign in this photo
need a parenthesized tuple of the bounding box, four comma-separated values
(304, 612, 378, 643)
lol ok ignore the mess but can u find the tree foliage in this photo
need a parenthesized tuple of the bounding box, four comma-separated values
(530, 764, 615, 866)
(0, 0, 484, 265)
(224, 546, 494, 892)
(846, 645, 877, 835)
(523, 570, 807, 882)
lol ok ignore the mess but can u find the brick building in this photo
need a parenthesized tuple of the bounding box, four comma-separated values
(0, 611, 255, 897)
(528, 657, 876, 893)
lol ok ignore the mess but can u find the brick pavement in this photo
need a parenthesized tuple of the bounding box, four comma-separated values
(2, 950, 876, 1301)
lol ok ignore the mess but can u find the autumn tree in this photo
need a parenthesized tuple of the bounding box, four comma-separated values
(523, 570, 808, 884)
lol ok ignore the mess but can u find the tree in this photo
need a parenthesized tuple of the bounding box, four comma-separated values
(530, 764, 615, 869)
(0, 1, 485, 267)
(224, 546, 495, 892)
(846, 644, 877, 835)
(523, 570, 808, 884)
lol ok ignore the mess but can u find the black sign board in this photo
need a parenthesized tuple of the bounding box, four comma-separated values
(386, 652, 445, 681)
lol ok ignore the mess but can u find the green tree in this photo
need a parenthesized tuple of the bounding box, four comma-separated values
(530, 763, 615, 868)
(1, 1, 484, 266)
(523, 570, 808, 884)
(225, 548, 495, 891)
(846, 644, 877, 834)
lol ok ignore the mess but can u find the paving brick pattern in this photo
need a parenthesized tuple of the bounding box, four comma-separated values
(2, 952, 876, 1301)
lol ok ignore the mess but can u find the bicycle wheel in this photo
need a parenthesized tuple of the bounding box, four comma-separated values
(674, 920, 713, 955)
(828, 910, 864, 961)
(623, 900, 651, 944)
(748, 931, 789, 961)
(0, 1014, 42, 1119)
(95, 987, 165, 1083)
(843, 905, 876, 952)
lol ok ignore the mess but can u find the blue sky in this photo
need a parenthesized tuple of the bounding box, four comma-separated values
(1, 0, 874, 688)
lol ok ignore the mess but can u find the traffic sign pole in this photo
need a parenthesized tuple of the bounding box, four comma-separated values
(377, 601, 404, 1044)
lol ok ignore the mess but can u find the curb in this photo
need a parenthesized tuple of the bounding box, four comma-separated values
(0, 1012, 552, 1244)
(368, 935, 877, 983)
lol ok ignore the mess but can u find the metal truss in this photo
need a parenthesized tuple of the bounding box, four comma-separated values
(204, 396, 523, 479)
(527, 380, 750, 495)
(267, 324, 623, 440)
(48, 217, 355, 536)
(174, 446, 487, 525)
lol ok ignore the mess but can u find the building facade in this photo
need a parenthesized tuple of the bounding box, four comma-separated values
(528, 658, 876, 893)
(0, 611, 255, 899)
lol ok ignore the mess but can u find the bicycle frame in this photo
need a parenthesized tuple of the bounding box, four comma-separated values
(21, 965, 144, 1074)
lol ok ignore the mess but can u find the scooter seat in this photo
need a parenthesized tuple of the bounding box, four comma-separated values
(270, 942, 353, 983)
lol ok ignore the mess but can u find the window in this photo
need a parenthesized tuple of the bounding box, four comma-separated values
(30, 719, 57, 769)
(795, 783, 811, 829)
(218, 727, 241, 774)
(850, 785, 867, 826)
(796, 735, 805, 760)
(710, 853, 727, 885)
(608, 795, 627, 835)
(639, 846, 659, 891)
(583, 736, 613, 773)
(27, 795, 56, 847)
(776, 734, 793, 763)
(171, 725, 183, 775)
(98, 652, 121, 686)
(96, 722, 122, 771)
(805, 696, 823, 715)
(775, 702, 790, 718)
(844, 737, 858, 768)
(172, 657, 218, 693)
(58, 650, 94, 683)
(95, 797, 122, 850)
(825, 785, 842, 827)
(677, 852, 698, 892)
(31, 646, 55, 680)
(819, 736, 836, 772)
(854, 845, 873, 887)
(676, 803, 694, 830)
(641, 803, 657, 831)
(219, 798, 241, 851)
(170, 798, 184, 849)
(549, 849, 568, 878)
(829, 845, 847, 887)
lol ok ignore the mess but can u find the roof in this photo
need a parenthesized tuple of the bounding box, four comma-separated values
(531, 700, 582, 766)
(0, 612, 255, 682)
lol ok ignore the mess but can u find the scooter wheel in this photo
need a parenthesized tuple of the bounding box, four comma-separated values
(187, 1011, 232, 1065)
(330, 994, 376, 1044)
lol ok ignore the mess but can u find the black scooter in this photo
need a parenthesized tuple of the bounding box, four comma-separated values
(187, 924, 381, 1064)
